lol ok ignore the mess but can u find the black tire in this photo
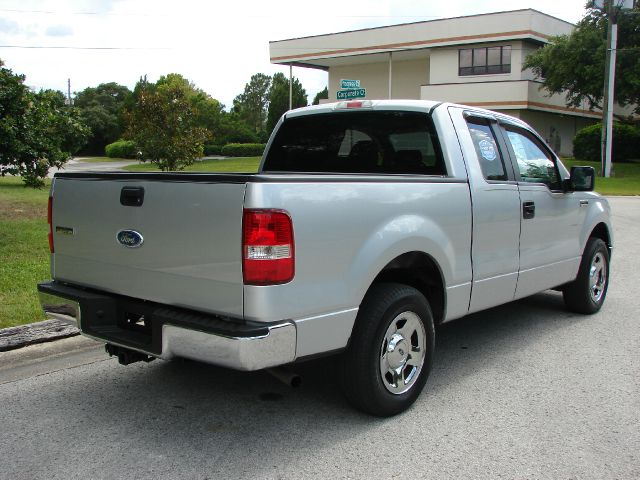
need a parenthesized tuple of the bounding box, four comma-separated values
(339, 283, 435, 417)
(563, 237, 609, 314)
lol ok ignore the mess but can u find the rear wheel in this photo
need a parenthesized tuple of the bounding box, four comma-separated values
(563, 237, 609, 314)
(340, 283, 435, 416)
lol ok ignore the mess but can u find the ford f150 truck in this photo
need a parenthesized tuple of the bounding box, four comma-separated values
(38, 100, 612, 416)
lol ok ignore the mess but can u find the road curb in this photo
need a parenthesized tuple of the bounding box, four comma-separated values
(0, 320, 79, 352)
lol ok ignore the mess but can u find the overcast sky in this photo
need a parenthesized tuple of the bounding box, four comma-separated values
(0, 0, 589, 108)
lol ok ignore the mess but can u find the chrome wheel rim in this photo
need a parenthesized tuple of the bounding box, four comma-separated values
(589, 252, 607, 304)
(379, 311, 426, 395)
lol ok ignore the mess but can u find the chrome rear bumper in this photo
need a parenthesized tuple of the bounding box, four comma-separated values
(38, 281, 296, 371)
(39, 291, 80, 327)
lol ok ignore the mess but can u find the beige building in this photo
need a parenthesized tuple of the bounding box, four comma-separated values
(270, 9, 620, 156)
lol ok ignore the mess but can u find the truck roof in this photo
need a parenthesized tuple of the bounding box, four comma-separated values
(285, 99, 528, 129)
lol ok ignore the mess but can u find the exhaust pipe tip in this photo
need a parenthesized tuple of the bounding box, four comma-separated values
(266, 367, 302, 388)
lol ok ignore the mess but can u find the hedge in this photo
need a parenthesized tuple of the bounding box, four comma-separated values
(220, 143, 266, 157)
(203, 144, 224, 156)
(573, 123, 640, 163)
(105, 140, 138, 159)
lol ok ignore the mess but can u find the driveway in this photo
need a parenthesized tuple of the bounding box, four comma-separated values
(47, 157, 139, 177)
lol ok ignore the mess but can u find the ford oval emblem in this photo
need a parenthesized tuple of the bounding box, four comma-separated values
(116, 229, 144, 248)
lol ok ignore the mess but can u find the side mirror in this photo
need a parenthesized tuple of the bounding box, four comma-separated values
(566, 166, 595, 192)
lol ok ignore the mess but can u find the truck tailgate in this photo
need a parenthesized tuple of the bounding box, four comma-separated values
(50, 175, 246, 318)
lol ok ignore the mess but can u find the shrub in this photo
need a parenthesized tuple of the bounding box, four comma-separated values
(573, 123, 640, 163)
(203, 144, 224, 156)
(221, 143, 266, 157)
(105, 139, 137, 159)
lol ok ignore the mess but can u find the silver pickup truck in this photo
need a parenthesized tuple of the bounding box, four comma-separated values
(38, 100, 612, 416)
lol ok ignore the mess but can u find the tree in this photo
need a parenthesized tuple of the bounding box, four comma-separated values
(312, 87, 328, 105)
(0, 59, 89, 187)
(194, 92, 224, 136)
(125, 74, 209, 171)
(211, 112, 260, 145)
(523, 3, 640, 116)
(74, 82, 130, 155)
(266, 72, 307, 134)
(232, 73, 271, 133)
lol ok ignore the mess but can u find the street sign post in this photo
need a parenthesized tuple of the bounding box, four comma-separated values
(337, 88, 366, 100)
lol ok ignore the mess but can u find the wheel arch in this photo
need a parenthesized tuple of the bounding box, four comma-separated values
(367, 251, 446, 325)
(589, 222, 612, 254)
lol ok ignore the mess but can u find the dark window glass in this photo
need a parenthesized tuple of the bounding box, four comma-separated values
(459, 45, 511, 76)
(504, 127, 561, 190)
(502, 46, 512, 66)
(473, 48, 486, 67)
(466, 118, 508, 181)
(459, 49, 472, 68)
(262, 111, 446, 175)
(487, 47, 501, 66)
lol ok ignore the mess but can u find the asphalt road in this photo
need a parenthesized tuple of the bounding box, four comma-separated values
(1, 197, 638, 480)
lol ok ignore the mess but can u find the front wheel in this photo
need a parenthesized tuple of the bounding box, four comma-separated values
(563, 237, 610, 314)
(340, 283, 435, 417)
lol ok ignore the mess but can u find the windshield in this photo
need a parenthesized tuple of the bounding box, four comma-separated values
(262, 111, 446, 175)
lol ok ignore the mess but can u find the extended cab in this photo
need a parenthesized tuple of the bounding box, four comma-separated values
(38, 100, 612, 416)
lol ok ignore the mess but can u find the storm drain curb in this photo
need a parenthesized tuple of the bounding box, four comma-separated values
(0, 320, 79, 352)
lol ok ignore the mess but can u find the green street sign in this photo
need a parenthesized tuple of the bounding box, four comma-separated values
(337, 88, 366, 100)
(340, 79, 360, 89)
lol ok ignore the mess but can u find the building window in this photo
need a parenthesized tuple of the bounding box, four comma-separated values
(459, 46, 511, 76)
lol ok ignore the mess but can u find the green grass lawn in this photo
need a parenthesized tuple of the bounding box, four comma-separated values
(76, 156, 135, 163)
(561, 158, 640, 196)
(0, 177, 51, 328)
(124, 157, 261, 173)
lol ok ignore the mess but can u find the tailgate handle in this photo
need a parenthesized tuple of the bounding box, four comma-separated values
(120, 187, 145, 207)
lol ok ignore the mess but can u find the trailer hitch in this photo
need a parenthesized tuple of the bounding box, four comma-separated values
(105, 344, 155, 366)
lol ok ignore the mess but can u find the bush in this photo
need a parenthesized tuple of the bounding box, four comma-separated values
(203, 144, 224, 156)
(221, 143, 266, 157)
(573, 123, 640, 163)
(105, 139, 137, 159)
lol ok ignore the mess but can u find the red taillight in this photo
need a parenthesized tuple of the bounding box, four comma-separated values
(242, 209, 294, 285)
(47, 196, 54, 253)
(346, 101, 363, 108)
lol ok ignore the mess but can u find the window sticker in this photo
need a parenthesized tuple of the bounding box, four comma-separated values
(478, 139, 497, 161)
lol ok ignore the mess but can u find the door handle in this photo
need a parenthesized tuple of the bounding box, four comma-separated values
(522, 201, 535, 219)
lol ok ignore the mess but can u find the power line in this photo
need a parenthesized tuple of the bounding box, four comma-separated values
(0, 45, 171, 50)
(0, 8, 443, 18)
(0, 8, 581, 19)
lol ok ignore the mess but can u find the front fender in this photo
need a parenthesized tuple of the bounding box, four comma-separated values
(579, 195, 613, 253)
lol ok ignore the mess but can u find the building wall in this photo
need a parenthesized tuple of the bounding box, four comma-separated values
(429, 40, 528, 85)
(328, 58, 429, 101)
(515, 110, 596, 157)
(329, 62, 388, 100)
(270, 9, 573, 64)
(391, 58, 429, 99)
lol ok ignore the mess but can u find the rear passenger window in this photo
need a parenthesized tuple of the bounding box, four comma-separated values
(465, 118, 508, 181)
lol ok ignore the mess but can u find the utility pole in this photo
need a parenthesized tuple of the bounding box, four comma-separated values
(67, 78, 72, 106)
(388, 52, 393, 99)
(598, 0, 634, 177)
(289, 65, 293, 110)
